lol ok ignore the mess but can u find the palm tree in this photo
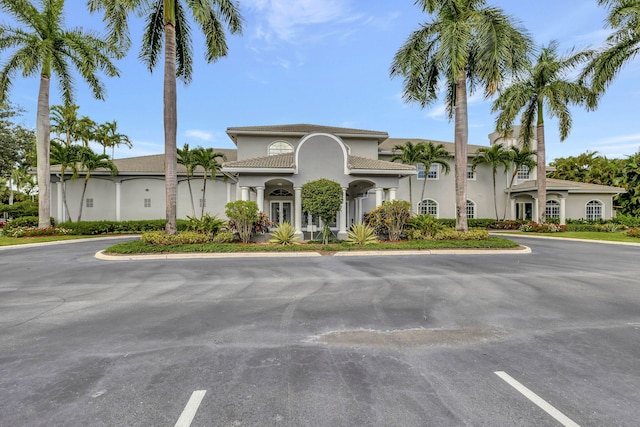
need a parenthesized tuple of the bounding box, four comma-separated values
(390, 0, 532, 231)
(582, 0, 640, 98)
(193, 147, 225, 218)
(504, 145, 537, 220)
(471, 143, 511, 220)
(0, 0, 120, 228)
(51, 104, 80, 146)
(75, 147, 118, 221)
(391, 141, 425, 212)
(177, 143, 197, 217)
(89, 0, 243, 234)
(94, 120, 131, 158)
(493, 41, 592, 223)
(418, 142, 451, 207)
(50, 140, 82, 222)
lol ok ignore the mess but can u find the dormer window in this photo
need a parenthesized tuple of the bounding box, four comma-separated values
(268, 141, 294, 156)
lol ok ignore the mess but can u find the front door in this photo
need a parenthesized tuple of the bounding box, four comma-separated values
(270, 201, 292, 225)
(516, 202, 533, 220)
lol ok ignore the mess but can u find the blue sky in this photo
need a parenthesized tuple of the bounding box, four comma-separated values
(5, 0, 640, 162)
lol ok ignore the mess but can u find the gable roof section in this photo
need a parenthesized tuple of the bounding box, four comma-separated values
(511, 178, 625, 194)
(50, 149, 238, 176)
(226, 124, 389, 144)
(222, 153, 416, 175)
(379, 138, 487, 155)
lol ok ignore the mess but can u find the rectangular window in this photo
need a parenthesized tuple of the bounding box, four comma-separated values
(517, 165, 530, 180)
(199, 198, 206, 208)
(417, 163, 425, 180)
(86, 198, 93, 208)
(467, 165, 476, 180)
(144, 198, 151, 208)
(427, 164, 439, 180)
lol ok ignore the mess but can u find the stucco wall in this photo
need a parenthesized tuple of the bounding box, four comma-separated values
(565, 193, 615, 220)
(120, 178, 165, 220)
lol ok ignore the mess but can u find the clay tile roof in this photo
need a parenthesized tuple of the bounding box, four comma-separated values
(510, 178, 625, 193)
(226, 124, 389, 143)
(348, 155, 416, 171)
(223, 153, 295, 169)
(379, 138, 487, 155)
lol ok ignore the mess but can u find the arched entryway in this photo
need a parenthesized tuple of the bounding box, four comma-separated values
(265, 179, 294, 225)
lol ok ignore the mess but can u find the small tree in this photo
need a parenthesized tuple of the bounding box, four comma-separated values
(366, 200, 411, 242)
(225, 200, 259, 244)
(301, 179, 343, 244)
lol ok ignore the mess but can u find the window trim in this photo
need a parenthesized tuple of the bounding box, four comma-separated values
(585, 199, 604, 221)
(86, 198, 94, 208)
(466, 199, 476, 219)
(546, 199, 560, 220)
(268, 140, 294, 156)
(427, 164, 439, 180)
(144, 198, 151, 208)
(516, 165, 530, 180)
(467, 165, 476, 181)
(418, 198, 439, 217)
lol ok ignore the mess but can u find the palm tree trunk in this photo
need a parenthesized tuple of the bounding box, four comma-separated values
(60, 171, 72, 222)
(187, 176, 196, 217)
(492, 172, 498, 220)
(537, 104, 546, 224)
(201, 172, 208, 219)
(77, 176, 89, 222)
(420, 174, 427, 211)
(454, 71, 469, 232)
(504, 170, 518, 220)
(164, 20, 178, 235)
(36, 74, 52, 229)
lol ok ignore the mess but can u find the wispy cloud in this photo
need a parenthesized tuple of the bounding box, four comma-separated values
(184, 130, 213, 141)
(590, 133, 640, 157)
(245, 0, 354, 42)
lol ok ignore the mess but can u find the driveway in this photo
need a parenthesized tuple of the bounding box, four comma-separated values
(1, 236, 639, 426)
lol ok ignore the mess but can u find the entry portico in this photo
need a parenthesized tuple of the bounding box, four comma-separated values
(223, 126, 416, 238)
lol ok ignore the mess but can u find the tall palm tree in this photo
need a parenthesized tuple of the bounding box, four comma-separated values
(94, 120, 131, 158)
(582, 0, 640, 98)
(75, 147, 118, 221)
(418, 142, 451, 206)
(471, 143, 511, 220)
(51, 104, 80, 146)
(390, 0, 532, 231)
(89, 0, 243, 234)
(177, 143, 197, 217)
(503, 145, 537, 220)
(391, 141, 425, 212)
(493, 41, 592, 223)
(193, 147, 225, 218)
(50, 140, 82, 222)
(0, 0, 120, 228)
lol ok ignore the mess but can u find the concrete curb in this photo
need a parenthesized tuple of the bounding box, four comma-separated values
(95, 245, 531, 260)
(0, 235, 138, 251)
(491, 232, 640, 247)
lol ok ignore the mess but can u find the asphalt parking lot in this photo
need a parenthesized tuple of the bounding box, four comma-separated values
(1, 236, 639, 426)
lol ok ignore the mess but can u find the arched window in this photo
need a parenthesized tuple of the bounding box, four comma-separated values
(586, 200, 603, 221)
(269, 188, 293, 197)
(268, 141, 293, 156)
(418, 199, 438, 217)
(546, 199, 560, 220)
(466, 200, 476, 219)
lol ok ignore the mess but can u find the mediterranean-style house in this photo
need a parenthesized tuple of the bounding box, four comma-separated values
(50, 124, 625, 238)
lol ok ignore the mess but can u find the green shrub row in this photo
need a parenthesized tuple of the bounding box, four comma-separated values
(56, 219, 189, 235)
(0, 201, 39, 218)
(3, 216, 56, 231)
(140, 231, 210, 245)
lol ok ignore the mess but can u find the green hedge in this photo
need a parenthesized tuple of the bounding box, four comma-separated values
(0, 201, 39, 218)
(433, 218, 525, 229)
(57, 219, 189, 235)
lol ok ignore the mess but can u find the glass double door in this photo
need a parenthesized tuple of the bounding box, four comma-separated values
(270, 201, 292, 225)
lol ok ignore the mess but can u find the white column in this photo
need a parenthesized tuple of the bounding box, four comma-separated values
(240, 186, 249, 201)
(338, 187, 348, 239)
(375, 187, 384, 207)
(226, 181, 232, 204)
(389, 187, 397, 201)
(559, 197, 566, 225)
(115, 181, 121, 221)
(356, 198, 362, 224)
(510, 198, 516, 220)
(256, 186, 265, 212)
(294, 187, 303, 239)
(533, 198, 539, 223)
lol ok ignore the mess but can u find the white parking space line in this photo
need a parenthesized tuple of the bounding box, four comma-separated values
(495, 371, 580, 427)
(175, 390, 207, 427)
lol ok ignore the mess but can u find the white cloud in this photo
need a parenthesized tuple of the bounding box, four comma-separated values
(426, 104, 448, 120)
(245, 0, 352, 42)
(184, 130, 213, 141)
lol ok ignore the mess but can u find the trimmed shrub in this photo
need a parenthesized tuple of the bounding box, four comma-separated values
(56, 220, 188, 235)
(520, 222, 567, 233)
(407, 214, 444, 239)
(269, 222, 298, 245)
(625, 227, 640, 238)
(3, 216, 56, 233)
(185, 214, 225, 237)
(226, 200, 259, 244)
(140, 231, 210, 245)
(365, 200, 411, 241)
(0, 200, 39, 218)
(9, 226, 70, 238)
(211, 230, 235, 243)
(345, 223, 378, 245)
(431, 228, 489, 240)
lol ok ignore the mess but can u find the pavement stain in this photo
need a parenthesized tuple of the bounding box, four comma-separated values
(310, 327, 506, 348)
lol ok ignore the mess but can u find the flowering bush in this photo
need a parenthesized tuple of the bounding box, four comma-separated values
(10, 226, 71, 238)
(519, 222, 567, 233)
(625, 227, 640, 238)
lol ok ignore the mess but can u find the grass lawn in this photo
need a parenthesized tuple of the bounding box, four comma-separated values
(104, 236, 521, 254)
(0, 234, 100, 246)
(514, 231, 640, 243)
